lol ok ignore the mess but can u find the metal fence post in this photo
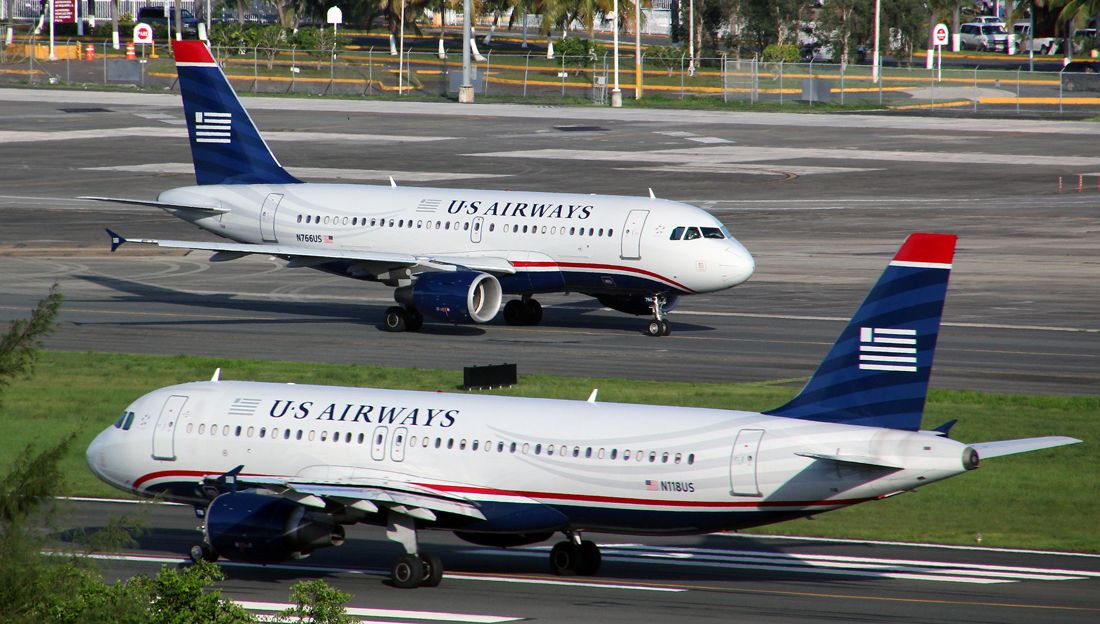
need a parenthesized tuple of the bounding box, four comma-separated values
(722, 54, 727, 103)
(779, 60, 783, 106)
(809, 60, 814, 106)
(523, 51, 530, 98)
(65, 38, 70, 83)
(680, 54, 685, 99)
(290, 45, 296, 93)
(368, 46, 373, 96)
(840, 61, 845, 105)
(485, 50, 491, 96)
(1016, 67, 1020, 114)
(252, 45, 258, 92)
(561, 53, 566, 97)
(974, 66, 978, 113)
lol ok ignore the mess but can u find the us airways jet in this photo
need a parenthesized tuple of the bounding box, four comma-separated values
(90, 40, 754, 336)
(87, 233, 1080, 588)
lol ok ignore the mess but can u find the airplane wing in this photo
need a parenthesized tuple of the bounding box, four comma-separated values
(81, 196, 229, 214)
(105, 229, 516, 277)
(969, 436, 1082, 459)
(202, 471, 486, 522)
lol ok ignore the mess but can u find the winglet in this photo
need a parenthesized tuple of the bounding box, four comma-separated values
(389, 176, 397, 188)
(587, 388, 598, 403)
(106, 228, 126, 252)
(648, 188, 656, 200)
(210, 367, 221, 382)
(217, 465, 245, 492)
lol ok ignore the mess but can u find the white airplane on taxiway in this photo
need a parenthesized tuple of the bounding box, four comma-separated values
(86, 231, 1079, 588)
(91, 40, 754, 336)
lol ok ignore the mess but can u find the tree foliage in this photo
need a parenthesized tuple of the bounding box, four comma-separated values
(0, 284, 61, 401)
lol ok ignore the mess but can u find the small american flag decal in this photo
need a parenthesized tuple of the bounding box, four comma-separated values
(859, 327, 917, 372)
(644, 480, 659, 491)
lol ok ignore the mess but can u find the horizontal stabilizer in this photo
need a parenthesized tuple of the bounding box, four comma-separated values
(795, 451, 904, 470)
(971, 436, 1081, 459)
(81, 196, 228, 213)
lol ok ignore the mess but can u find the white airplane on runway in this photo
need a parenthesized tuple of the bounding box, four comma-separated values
(86, 232, 1080, 588)
(89, 40, 754, 336)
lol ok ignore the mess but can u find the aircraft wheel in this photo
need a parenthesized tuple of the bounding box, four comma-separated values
(524, 299, 543, 325)
(503, 300, 525, 325)
(660, 320, 672, 336)
(384, 306, 408, 332)
(550, 541, 580, 575)
(189, 542, 218, 563)
(391, 554, 424, 589)
(646, 321, 664, 337)
(420, 552, 444, 587)
(405, 307, 424, 332)
(577, 540, 602, 576)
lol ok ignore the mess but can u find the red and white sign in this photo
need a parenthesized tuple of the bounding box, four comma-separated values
(53, 0, 76, 23)
(932, 23, 950, 47)
(133, 22, 154, 44)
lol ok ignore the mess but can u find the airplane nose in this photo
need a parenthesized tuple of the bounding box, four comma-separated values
(719, 240, 755, 286)
(86, 428, 113, 485)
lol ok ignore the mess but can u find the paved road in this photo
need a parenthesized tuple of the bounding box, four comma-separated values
(56, 498, 1100, 624)
(0, 89, 1095, 395)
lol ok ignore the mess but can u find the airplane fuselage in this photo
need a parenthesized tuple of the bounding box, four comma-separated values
(160, 184, 755, 297)
(88, 380, 974, 536)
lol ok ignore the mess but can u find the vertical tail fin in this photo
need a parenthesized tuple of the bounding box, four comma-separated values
(172, 40, 300, 185)
(765, 233, 958, 431)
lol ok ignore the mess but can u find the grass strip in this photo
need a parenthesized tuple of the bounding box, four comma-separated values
(5, 351, 1094, 552)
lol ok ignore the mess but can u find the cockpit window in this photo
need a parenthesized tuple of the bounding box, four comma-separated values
(113, 412, 127, 428)
(670, 226, 685, 240)
(121, 411, 135, 430)
(720, 225, 733, 239)
(701, 227, 725, 239)
(683, 227, 702, 240)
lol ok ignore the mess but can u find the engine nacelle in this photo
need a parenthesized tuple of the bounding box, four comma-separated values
(593, 293, 679, 316)
(204, 490, 345, 563)
(397, 271, 502, 323)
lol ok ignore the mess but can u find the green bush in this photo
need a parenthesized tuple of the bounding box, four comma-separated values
(555, 36, 598, 69)
(762, 43, 799, 62)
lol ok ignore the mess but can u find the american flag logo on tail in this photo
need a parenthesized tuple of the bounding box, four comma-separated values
(859, 327, 917, 372)
(194, 111, 232, 144)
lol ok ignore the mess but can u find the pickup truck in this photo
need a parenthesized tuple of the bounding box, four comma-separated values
(135, 6, 200, 34)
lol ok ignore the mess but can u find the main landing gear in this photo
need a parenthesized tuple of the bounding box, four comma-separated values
(549, 532, 602, 576)
(502, 296, 543, 326)
(386, 513, 443, 589)
(645, 294, 672, 337)
(383, 305, 424, 333)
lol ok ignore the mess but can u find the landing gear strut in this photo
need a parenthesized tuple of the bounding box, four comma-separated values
(386, 512, 442, 588)
(383, 305, 424, 332)
(549, 532, 601, 576)
(502, 296, 542, 326)
(645, 294, 672, 337)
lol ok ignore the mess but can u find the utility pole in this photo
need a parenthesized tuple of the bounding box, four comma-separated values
(459, 0, 473, 102)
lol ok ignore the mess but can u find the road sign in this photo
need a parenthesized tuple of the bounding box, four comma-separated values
(326, 6, 343, 25)
(133, 22, 154, 44)
(53, 0, 76, 23)
(933, 23, 950, 47)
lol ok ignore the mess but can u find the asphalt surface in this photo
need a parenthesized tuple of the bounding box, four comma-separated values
(0, 88, 1096, 394)
(53, 498, 1100, 624)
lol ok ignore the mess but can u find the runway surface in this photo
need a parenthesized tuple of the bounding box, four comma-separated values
(0, 89, 1096, 394)
(55, 498, 1100, 624)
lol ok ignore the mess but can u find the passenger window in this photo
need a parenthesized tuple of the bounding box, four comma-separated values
(608, 229, 614, 236)
(670, 227, 685, 240)
(684, 227, 702, 240)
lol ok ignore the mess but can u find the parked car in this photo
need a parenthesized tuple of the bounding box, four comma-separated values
(1013, 22, 1059, 54)
(136, 6, 200, 34)
(1061, 61, 1100, 92)
(959, 22, 1010, 51)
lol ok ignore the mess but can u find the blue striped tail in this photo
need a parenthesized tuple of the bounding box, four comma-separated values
(765, 233, 958, 431)
(172, 40, 300, 186)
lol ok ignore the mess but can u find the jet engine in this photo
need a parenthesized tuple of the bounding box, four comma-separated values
(593, 293, 679, 316)
(396, 271, 503, 323)
(203, 490, 345, 563)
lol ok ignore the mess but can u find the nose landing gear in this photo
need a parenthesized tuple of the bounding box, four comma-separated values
(645, 294, 672, 337)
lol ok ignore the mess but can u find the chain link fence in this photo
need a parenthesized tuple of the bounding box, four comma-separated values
(3, 39, 1098, 114)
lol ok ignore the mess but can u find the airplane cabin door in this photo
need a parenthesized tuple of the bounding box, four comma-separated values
(151, 395, 188, 461)
(729, 429, 764, 496)
(620, 209, 649, 260)
(260, 193, 283, 242)
(470, 216, 484, 243)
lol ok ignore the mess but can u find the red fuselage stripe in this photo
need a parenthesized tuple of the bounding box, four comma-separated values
(133, 470, 868, 510)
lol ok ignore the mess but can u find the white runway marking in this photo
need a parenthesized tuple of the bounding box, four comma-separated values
(82, 163, 509, 182)
(627, 164, 879, 176)
(237, 600, 521, 623)
(471, 145, 1100, 168)
(0, 128, 452, 145)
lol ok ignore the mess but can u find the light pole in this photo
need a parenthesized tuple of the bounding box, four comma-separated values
(872, 0, 881, 83)
(611, 0, 621, 106)
(459, 0, 474, 102)
(688, 0, 694, 74)
(399, 0, 405, 95)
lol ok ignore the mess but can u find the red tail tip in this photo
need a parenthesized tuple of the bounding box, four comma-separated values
(172, 40, 215, 64)
(893, 233, 957, 265)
